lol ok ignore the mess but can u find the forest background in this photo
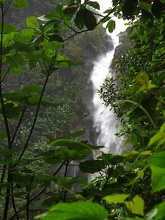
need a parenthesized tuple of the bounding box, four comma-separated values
(0, 0, 165, 219)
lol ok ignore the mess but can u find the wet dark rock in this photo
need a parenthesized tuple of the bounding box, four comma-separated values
(111, 28, 132, 70)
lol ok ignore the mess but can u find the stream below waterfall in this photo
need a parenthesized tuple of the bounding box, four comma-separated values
(90, 33, 123, 155)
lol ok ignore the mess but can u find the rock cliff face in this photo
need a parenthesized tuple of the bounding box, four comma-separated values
(111, 32, 128, 69)
(111, 28, 132, 70)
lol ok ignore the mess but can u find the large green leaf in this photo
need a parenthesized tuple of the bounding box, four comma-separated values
(148, 123, 165, 147)
(6, 53, 26, 68)
(0, 130, 6, 139)
(15, 29, 35, 43)
(26, 16, 39, 28)
(125, 195, 144, 216)
(28, 94, 40, 105)
(147, 151, 165, 168)
(36, 202, 108, 220)
(44, 147, 91, 164)
(44, 148, 76, 164)
(83, 9, 97, 30)
(55, 54, 83, 67)
(103, 194, 130, 203)
(41, 195, 60, 208)
(21, 84, 42, 94)
(98, 154, 125, 165)
(144, 201, 165, 220)
(48, 34, 63, 42)
(10, 67, 22, 75)
(140, 10, 153, 23)
(69, 130, 86, 139)
(79, 160, 105, 173)
(49, 139, 91, 151)
(37, 174, 57, 182)
(57, 176, 87, 189)
(140, 2, 152, 12)
(74, 8, 84, 30)
(122, 0, 137, 19)
(43, 41, 62, 50)
(0, 103, 21, 119)
(13, 44, 35, 55)
(136, 72, 149, 85)
(0, 148, 20, 156)
(13, 0, 28, 8)
(12, 172, 33, 186)
(3, 33, 15, 47)
(151, 165, 165, 192)
(106, 20, 116, 33)
(28, 51, 43, 69)
(0, 23, 18, 34)
(56, 4, 63, 17)
(86, 1, 100, 10)
(63, 6, 78, 17)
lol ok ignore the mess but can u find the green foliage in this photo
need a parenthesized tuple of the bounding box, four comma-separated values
(13, 0, 28, 9)
(79, 160, 105, 173)
(97, 1, 165, 219)
(106, 20, 116, 33)
(36, 202, 108, 220)
(103, 194, 130, 203)
(100, 15, 165, 148)
(1, 0, 165, 219)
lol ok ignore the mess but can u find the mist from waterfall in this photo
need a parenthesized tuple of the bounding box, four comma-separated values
(90, 34, 123, 155)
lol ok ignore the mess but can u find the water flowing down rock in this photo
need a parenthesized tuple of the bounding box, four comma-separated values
(90, 33, 124, 155)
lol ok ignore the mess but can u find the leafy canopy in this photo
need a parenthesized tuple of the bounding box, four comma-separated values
(1, 0, 165, 220)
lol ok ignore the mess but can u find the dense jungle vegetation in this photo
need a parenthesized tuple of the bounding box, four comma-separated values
(0, 0, 165, 219)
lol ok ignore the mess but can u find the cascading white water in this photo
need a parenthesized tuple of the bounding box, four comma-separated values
(90, 33, 123, 155)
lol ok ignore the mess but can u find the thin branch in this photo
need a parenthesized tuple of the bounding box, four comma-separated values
(64, 22, 78, 34)
(3, 171, 12, 220)
(1, 66, 11, 86)
(96, 0, 123, 27)
(0, 164, 6, 195)
(102, 173, 111, 191)
(0, 2, 11, 148)
(16, 68, 52, 162)
(26, 192, 30, 220)
(10, 160, 67, 220)
(29, 160, 66, 202)
(63, 161, 70, 202)
(64, 29, 89, 41)
(11, 182, 19, 220)
(0, 3, 13, 219)
(3, 0, 12, 14)
(11, 108, 26, 145)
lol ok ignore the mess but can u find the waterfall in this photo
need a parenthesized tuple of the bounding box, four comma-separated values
(90, 33, 123, 155)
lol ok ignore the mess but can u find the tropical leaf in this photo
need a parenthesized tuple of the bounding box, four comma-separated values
(83, 9, 97, 30)
(150, 165, 165, 192)
(79, 160, 105, 173)
(13, 0, 28, 8)
(147, 151, 165, 168)
(74, 8, 84, 30)
(36, 202, 108, 220)
(86, 1, 100, 10)
(26, 16, 39, 28)
(106, 20, 116, 33)
(103, 194, 130, 203)
(125, 195, 144, 216)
